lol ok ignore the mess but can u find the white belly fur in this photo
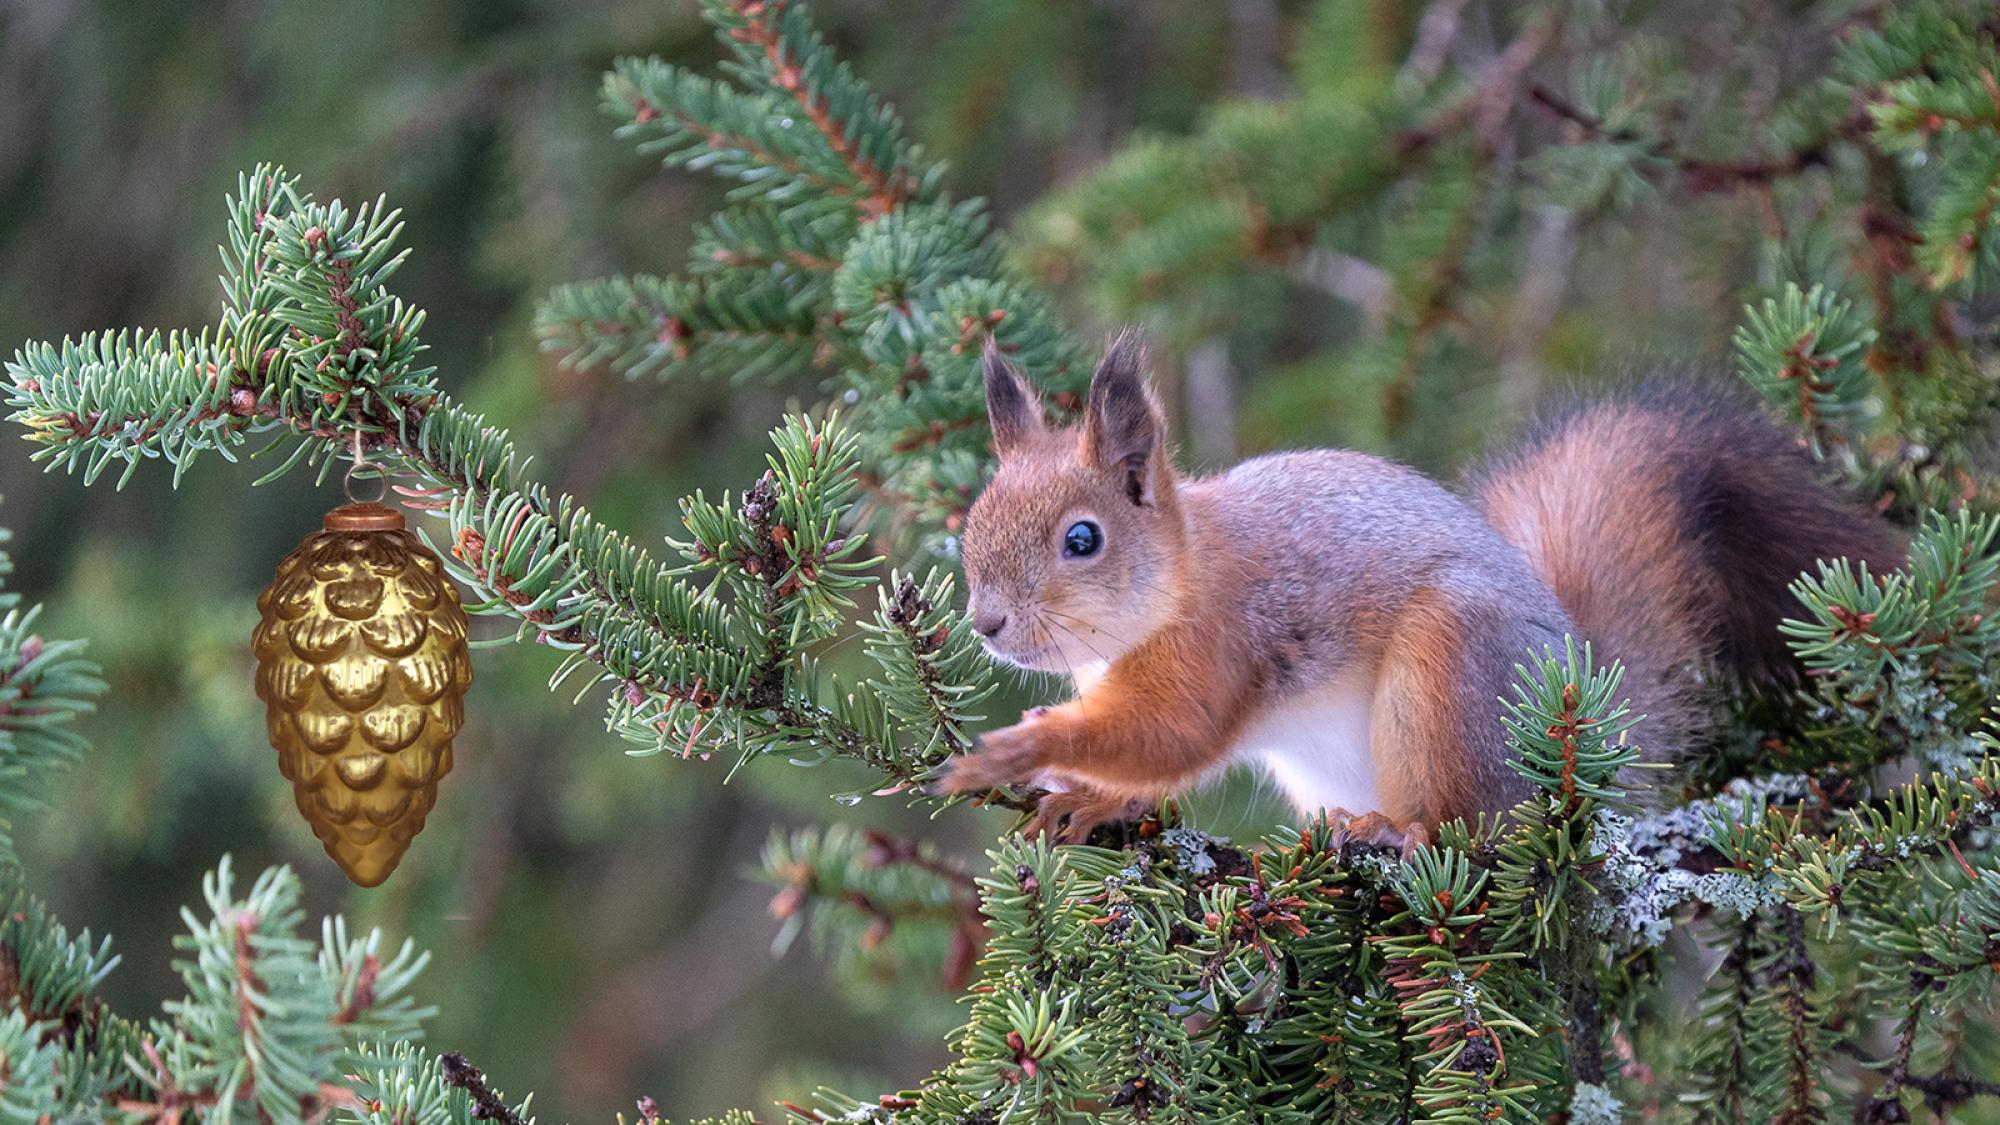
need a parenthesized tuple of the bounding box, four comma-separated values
(1072, 659, 1110, 693)
(1032, 660, 1113, 794)
(1236, 669, 1380, 816)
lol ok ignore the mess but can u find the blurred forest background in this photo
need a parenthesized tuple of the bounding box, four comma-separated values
(0, 0, 1852, 1118)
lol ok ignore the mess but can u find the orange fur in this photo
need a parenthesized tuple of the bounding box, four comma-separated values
(1473, 392, 1905, 771)
(1370, 589, 1483, 826)
(1475, 411, 1713, 763)
(946, 604, 1256, 800)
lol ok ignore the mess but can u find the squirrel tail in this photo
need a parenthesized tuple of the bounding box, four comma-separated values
(1469, 382, 1905, 762)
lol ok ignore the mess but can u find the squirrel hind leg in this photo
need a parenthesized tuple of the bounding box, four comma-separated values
(1369, 586, 1538, 826)
(1325, 810, 1430, 860)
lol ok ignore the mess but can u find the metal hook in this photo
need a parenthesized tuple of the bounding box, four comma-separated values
(343, 431, 389, 505)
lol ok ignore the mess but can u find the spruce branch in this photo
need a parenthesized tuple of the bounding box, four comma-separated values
(340, 1042, 536, 1125)
(691, 205, 850, 275)
(1848, 1, 2000, 291)
(861, 570, 993, 769)
(1733, 283, 1876, 453)
(1250, 826, 1412, 1120)
(761, 823, 986, 992)
(436, 1052, 528, 1125)
(0, 886, 145, 1112)
(1499, 640, 1638, 814)
(1858, 975, 1933, 1122)
(742, 677, 2000, 1123)
(1767, 906, 1829, 1125)
(1781, 510, 2000, 774)
(550, 1, 1089, 546)
(1380, 847, 1548, 1123)
(1397, 6, 1563, 157)
(1901, 1071, 2000, 1117)
(134, 858, 432, 1122)
(0, 1007, 67, 1119)
(536, 271, 830, 383)
(1685, 911, 1767, 1120)
(1524, 82, 1862, 195)
(8, 166, 1011, 811)
(0, 572, 102, 863)
(703, 0, 931, 217)
(603, 56, 880, 211)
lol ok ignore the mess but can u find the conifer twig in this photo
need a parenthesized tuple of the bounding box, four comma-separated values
(439, 1051, 528, 1125)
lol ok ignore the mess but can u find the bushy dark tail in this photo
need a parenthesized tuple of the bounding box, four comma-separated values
(1469, 384, 1905, 761)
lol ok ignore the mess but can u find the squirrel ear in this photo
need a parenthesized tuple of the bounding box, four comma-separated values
(982, 344, 1044, 459)
(1083, 329, 1165, 507)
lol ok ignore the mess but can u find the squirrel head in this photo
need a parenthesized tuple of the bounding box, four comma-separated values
(962, 332, 1185, 673)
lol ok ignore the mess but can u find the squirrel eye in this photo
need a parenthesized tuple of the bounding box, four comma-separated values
(1062, 520, 1102, 559)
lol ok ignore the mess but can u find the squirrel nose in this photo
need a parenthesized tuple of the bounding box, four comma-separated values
(973, 610, 1008, 638)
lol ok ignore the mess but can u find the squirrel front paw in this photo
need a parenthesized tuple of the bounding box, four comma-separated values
(1022, 789, 1144, 844)
(934, 719, 1051, 795)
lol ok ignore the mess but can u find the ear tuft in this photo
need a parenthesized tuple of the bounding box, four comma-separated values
(1083, 330, 1165, 506)
(983, 344, 1044, 459)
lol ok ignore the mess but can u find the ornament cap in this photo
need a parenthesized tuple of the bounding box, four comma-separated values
(324, 502, 406, 532)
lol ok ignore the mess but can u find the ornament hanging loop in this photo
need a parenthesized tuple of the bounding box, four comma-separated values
(343, 430, 390, 506)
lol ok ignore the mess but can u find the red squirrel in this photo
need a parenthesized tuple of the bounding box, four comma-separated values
(937, 333, 1903, 844)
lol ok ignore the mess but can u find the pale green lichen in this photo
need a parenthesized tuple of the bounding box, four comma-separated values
(1569, 1081, 1623, 1125)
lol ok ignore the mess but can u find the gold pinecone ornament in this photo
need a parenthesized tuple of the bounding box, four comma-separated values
(252, 501, 472, 886)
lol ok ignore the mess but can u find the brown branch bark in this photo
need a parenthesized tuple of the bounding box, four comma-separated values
(1526, 82, 1865, 195)
(439, 1051, 529, 1125)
